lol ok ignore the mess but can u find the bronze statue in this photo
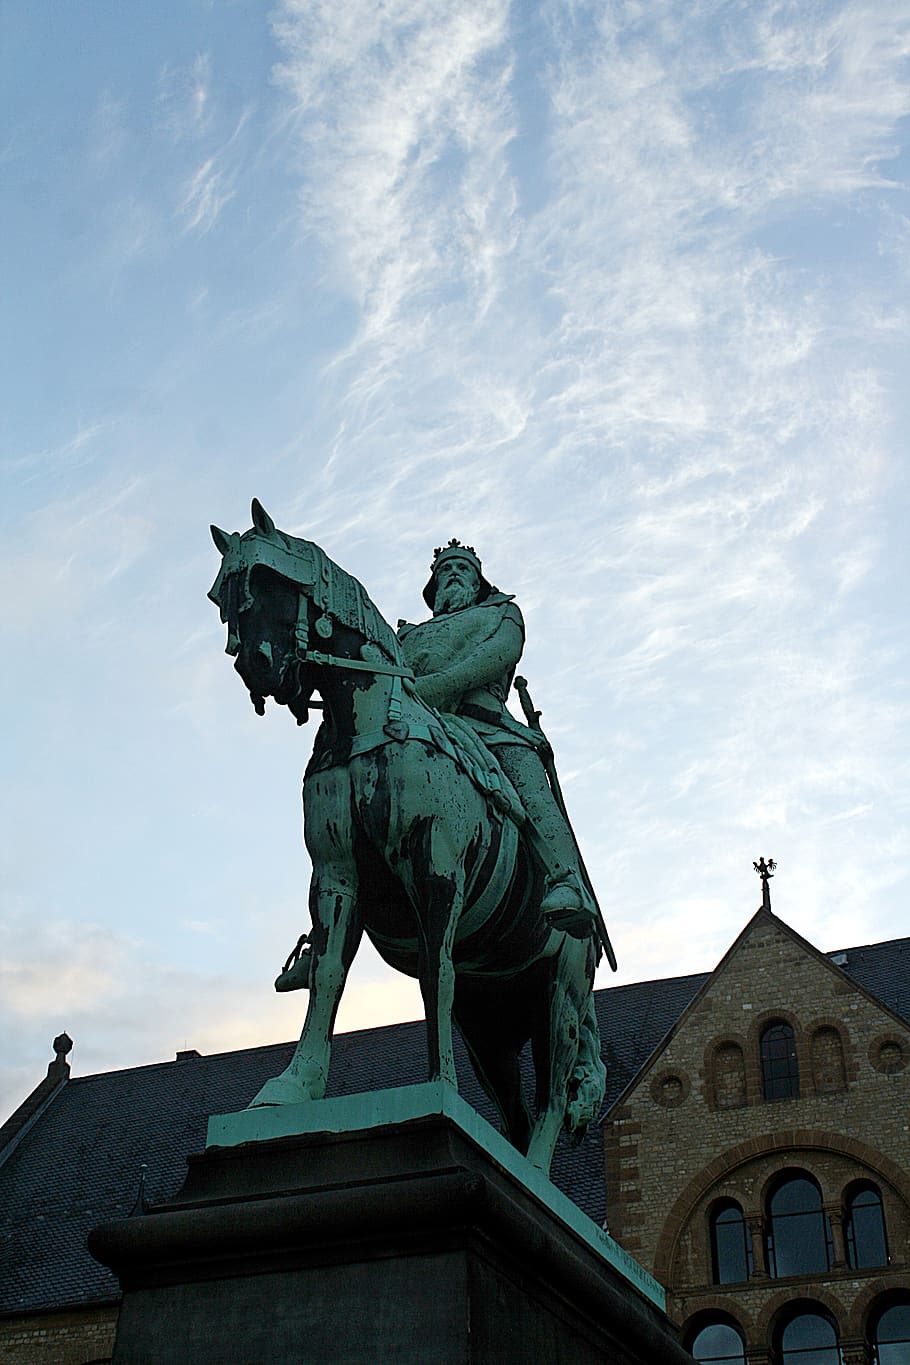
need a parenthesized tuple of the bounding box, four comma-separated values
(399, 539, 613, 954)
(209, 502, 614, 1172)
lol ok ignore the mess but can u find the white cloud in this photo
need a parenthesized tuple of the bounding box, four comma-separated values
(158, 53, 215, 141)
(3, 0, 908, 1109)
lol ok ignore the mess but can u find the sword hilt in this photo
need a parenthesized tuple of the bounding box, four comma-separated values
(514, 675, 542, 730)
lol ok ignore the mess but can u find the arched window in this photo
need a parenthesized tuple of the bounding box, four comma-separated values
(811, 1026, 846, 1094)
(776, 1308, 842, 1363)
(761, 1021, 799, 1100)
(872, 1302, 910, 1362)
(845, 1183, 888, 1269)
(766, 1174, 832, 1277)
(689, 1320, 747, 1363)
(710, 1200, 753, 1284)
(713, 1042, 747, 1109)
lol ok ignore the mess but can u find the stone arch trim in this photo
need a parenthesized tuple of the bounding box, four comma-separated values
(756, 1161, 826, 1211)
(850, 1278, 910, 1343)
(755, 1285, 848, 1343)
(747, 1007, 803, 1050)
(679, 1300, 753, 1352)
(807, 1017, 851, 1093)
(653, 1128, 910, 1283)
(703, 1035, 750, 1112)
(678, 1296, 756, 1337)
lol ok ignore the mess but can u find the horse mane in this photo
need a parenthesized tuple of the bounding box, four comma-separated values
(285, 533, 403, 666)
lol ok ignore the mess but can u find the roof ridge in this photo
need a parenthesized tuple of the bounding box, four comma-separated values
(827, 934, 910, 956)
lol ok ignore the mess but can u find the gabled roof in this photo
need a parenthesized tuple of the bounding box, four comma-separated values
(1, 929, 907, 1318)
(605, 910, 910, 1115)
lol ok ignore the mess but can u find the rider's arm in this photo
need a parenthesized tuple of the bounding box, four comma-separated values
(412, 607, 524, 712)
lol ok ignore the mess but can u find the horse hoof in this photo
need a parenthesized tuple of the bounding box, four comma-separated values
(248, 1074, 308, 1108)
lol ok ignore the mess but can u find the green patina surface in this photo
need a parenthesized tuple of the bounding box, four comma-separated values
(205, 1080, 665, 1310)
(208, 503, 614, 1175)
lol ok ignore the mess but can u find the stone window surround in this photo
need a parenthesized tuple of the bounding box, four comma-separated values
(868, 1033, 909, 1076)
(650, 1068, 692, 1109)
(681, 1284, 910, 1362)
(654, 1130, 910, 1286)
(702, 1012, 858, 1112)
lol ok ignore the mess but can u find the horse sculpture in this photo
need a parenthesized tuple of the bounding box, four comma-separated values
(209, 500, 606, 1172)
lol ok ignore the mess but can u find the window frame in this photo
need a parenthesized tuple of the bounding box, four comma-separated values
(709, 1198, 754, 1285)
(870, 1298, 910, 1363)
(765, 1172, 833, 1279)
(760, 1020, 800, 1101)
(844, 1181, 888, 1271)
(774, 1304, 842, 1365)
(686, 1316, 748, 1364)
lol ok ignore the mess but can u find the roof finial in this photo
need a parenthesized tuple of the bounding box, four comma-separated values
(753, 856, 776, 912)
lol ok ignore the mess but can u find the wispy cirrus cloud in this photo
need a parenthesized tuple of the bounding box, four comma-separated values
(266, 0, 910, 978)
(178, 104, 255, 235)
(158, 52, 215, 142)
(4, 0, 908, 1103)
(272, 0, 516, 356)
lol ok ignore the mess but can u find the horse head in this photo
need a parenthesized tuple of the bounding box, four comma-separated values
(209, 499, 318, 720)
(209, 499, 402, 723)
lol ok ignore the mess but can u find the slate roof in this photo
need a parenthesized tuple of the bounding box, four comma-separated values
(1, 935, 907, 1318)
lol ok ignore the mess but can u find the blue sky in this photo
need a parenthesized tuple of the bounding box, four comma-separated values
(2, 0, 909, 1119)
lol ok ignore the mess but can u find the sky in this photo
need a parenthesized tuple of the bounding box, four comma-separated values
(2, 0, 909, 1121)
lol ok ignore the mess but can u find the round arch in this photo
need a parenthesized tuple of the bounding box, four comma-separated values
(681, 1309, 749, 1363)
(757, 1288, 846, 1345)
(653, 1129, 910, 1283)
(849, 1282, 910, 1345)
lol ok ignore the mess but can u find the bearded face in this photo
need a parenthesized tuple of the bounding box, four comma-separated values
(434, 557, 481, 615)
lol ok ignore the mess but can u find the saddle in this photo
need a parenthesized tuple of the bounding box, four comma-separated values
(304, 692, 526, 828)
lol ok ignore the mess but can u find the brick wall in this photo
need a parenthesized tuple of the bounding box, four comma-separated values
(0, 1307, 117, 1365)
(603, 911, 910, 1359)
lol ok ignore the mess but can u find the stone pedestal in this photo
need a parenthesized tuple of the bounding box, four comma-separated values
(89, 1083, 693, 1364)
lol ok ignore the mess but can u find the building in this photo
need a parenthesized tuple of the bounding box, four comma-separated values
(604, 900, 910, 1363)
(2, 899, 909, 1364)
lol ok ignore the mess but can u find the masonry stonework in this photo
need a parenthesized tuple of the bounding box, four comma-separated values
(603, 909, 910, 1361)
(0, 1307, 117, 1365)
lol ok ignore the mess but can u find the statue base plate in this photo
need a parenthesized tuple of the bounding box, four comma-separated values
(90, 1083, 691, 1364)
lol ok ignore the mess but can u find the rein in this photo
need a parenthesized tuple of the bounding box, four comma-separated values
(289, 617, 414, 756)
(295, 648, 413, 680)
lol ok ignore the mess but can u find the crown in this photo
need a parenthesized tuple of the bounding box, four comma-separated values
(430, 538, 479, 574)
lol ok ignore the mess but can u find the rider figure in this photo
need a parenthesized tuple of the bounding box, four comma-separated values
(397, 540, 597, 938)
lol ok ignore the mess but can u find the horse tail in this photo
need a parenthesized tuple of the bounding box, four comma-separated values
(564, 994, 607, 1142)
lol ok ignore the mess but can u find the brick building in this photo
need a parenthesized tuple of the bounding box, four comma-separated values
(605, 905, 910, 1362)
(2, 901, 909, 1364)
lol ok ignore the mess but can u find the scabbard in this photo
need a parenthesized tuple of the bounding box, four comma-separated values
(540, 751, 617, 972)
(514, 679, 617, 971)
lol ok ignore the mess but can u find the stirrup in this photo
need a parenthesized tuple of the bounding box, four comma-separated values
(275, 934, 312, 992)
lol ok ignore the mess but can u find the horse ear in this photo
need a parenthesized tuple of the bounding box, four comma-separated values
(211, 524, 231, 555)
(251, 499, 276, 538)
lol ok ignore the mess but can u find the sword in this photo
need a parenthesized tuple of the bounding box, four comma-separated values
(514, 676, 617, 971)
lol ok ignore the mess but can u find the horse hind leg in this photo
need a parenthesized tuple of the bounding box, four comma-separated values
(250, 866, 361, 1107)
(459, 1020, 533, 1156)
(565, 994, 606, 1138)
(525, 939, 590, 1172)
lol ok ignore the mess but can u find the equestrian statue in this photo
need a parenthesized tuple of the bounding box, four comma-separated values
(209, 500, 615, 1173)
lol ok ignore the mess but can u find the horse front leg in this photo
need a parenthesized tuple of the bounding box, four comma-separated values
(249, 861, 362, 1107)
(407, 832, 464, 1089)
